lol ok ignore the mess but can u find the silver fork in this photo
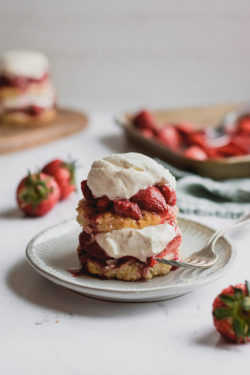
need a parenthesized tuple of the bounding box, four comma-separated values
(156, 213, 250, 269)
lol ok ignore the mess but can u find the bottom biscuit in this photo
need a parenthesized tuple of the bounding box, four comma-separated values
(1, 108, 56, 126)
(78, 248, 181, 281)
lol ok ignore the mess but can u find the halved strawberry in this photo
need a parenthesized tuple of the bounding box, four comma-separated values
(159, 184, 177, 205)
(156, 125, 181, 150)
(133, 110, 157, 130)
(175, 123, 194, 136)
(213, 281, 250, 343)
(81, 180, 95, 203)
(114, 199, 142, 220)
(147, 234, 182, 268)
(97, 196, 111, 213)
(131, 186, 167, 213)
(211, 142, 245, 158)
(184, 146, 207, 160)
(140, 128, 155, 139)
(237, 116, 250, 133)
(232, 135, 250, 154)
(187, 130, 207, 149)
(79, 231, 110, 260)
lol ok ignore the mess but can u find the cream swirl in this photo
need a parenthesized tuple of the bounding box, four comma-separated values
(87, 152, 176, 200)
(95, 222, 178, 262)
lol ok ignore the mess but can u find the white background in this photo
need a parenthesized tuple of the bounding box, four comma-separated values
(0, 0, 250, 110)
(0, 2, 250, 374)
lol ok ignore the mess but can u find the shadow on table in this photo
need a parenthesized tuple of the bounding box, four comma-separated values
(6, 258, 159, 318)
(0, 207, 23, 220)
(194, 329, 236, 351)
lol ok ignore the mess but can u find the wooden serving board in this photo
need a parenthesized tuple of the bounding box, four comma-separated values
(0, 108, 88, 155)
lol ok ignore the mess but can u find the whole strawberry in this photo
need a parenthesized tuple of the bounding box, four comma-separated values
(17, 172, 60, 216)
(42, 158, 77, 200)
(212, 281, 250, 343)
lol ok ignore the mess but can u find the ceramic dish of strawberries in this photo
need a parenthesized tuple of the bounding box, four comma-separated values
(118, 103, 250, 180)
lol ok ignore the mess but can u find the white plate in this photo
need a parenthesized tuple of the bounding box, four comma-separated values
(26, 218, 235, 302)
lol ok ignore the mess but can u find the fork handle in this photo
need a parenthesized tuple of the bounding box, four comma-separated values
(209, 212, 250, 246)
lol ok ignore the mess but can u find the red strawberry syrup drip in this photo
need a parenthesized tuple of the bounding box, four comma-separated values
(67, 268, 83, 277)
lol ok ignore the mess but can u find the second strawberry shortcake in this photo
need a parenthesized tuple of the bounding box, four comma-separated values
(0, 50, 56, 125)
(76, 152, 182, 281)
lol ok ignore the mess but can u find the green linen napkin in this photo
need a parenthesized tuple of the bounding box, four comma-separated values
(156, 158, 250, 219)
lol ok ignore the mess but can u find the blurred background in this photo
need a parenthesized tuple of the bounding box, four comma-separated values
(1, 0, 250, 111)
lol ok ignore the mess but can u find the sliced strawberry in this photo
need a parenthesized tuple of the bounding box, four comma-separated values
(159, 184, 177, 206)
(187, 130, 207, 149)
(81, 180, 95, 202)
(114, 199, 142, 220)
(148, 234, 182, 268)
(184, 146, 207, 160)
(140, 128, 155, 139)
(131, 186, 167, 213)
(210, 142, 246, 158)
(175, 122, 194, 136)
(133, 110, 157, 130)
(237, 116, 250, 133)
(97, 196, 111, 213)
(231, 136, 250, 154)
(79, 231, 110, 260)
(156, 125, 181, 150)
(147, 257, 157, 267)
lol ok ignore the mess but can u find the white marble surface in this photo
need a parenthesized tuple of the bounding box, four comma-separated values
(0, 113, 249, 375)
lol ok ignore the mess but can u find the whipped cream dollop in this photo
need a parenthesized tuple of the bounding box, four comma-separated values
(0, 50, 49, 78)
(95, 223, 177, 262)
(87, 152, 176, 200)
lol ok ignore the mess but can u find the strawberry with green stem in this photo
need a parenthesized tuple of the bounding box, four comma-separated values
(42, 157, 78, 200)
(213, 280, 250, 343)
(17, 172, 60, 216)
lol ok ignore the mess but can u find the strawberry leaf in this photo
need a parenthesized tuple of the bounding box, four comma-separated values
(63, 158, 78, 186)
(219, 294, 236, 307)
(213, 307, 234, 320)
(20, 173, 53, 210)
(246, 280, 250, 296)
(233, 287, 244, 301)
(247, 327, 250, 337)
(233, 319, 245, 343)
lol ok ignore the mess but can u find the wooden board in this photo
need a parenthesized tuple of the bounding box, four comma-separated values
(0, 108, 88, 155)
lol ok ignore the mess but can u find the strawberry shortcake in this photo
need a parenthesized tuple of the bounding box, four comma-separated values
(0, 50, 56, 125)
(76, 153, 182, 281)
